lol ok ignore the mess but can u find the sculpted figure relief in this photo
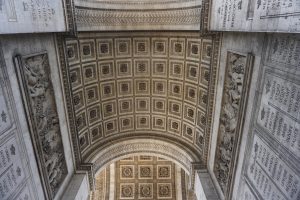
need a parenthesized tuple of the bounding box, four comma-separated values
(214, 52, 248, 193)
(16, 53, 68, 198)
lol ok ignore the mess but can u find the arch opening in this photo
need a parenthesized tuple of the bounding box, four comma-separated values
(87, 138, 202, 177)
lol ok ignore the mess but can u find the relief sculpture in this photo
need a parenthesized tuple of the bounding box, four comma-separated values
(214, 52, 253, 196)
(14, 53, 67, 198)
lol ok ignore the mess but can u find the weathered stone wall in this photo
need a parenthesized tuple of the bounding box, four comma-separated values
(0, 34, 75, 200)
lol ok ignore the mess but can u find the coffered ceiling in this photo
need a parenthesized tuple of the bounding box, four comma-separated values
(93, 155, 188, 200)
(63, 32, 216, 166)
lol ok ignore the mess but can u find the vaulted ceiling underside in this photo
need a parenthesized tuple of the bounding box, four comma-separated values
(63, 32, 217, 167)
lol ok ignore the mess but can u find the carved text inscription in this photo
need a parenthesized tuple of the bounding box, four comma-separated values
(0, 137, 25, 200)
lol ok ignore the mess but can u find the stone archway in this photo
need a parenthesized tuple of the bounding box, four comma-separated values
(84, 138, 204, 191)
(87, 138, 202, 175)
(88, 138, 203, 200)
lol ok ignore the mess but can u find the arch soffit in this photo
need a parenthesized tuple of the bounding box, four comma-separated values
(87, 138, 201, 176)
(94, 153, 191, 177)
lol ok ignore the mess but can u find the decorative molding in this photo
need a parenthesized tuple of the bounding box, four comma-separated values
(200, 0, 210, 33)
(75, 0, 201, 10)
(75, 6, 201, 31)
(204, 33, 221, 162)
(14, 52, 68, 199)
(78, 0, 198, 5)
(213, 51, 254, 196)
(56, 35, 82, 166)
(64, 0, 77, 36)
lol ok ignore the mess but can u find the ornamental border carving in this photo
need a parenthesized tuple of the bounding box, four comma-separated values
(201, 0, 210, 33)
(56, 35, 82, 166)
(64, 0, 77, 36)
(204, 33, 221, 162)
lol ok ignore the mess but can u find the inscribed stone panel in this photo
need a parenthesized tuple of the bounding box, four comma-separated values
(210, 0, 300, 32)
(237, 34, 300, 200)
(0, 0, 67, 33)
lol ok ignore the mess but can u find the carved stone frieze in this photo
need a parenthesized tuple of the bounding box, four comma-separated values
(213, 52, 254, 196)
(75, 7, 201, 31)
(14, 53, 68, 198)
